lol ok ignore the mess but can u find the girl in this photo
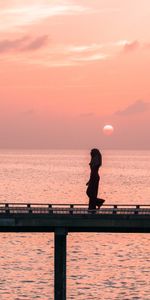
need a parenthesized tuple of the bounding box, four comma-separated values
(86, 148, 105, 210)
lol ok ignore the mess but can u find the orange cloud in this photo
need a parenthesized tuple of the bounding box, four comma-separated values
(0, 35, 49, 53)
(115, 100, 150, 116)
(123, 40, 139, 53)
(21, 35, 49, 51)
(0, 2, 96, 32)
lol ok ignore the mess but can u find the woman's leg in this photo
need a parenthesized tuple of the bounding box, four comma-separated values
(95, 198, 105, 208)
(88, 197, 96, 210)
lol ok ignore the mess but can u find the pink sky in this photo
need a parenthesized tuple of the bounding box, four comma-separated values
(0, 0, 150, 149)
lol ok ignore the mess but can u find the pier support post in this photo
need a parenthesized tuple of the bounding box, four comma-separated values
(54, 227, 68, 300)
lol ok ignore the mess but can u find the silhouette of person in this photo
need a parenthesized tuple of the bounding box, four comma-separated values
(86, 148, 105, 210)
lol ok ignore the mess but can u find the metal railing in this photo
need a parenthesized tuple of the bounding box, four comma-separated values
(0, 203, 150, 215)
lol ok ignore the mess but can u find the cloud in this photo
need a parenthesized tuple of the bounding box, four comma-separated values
(0, 36, 28, 53)
(118, 40, 150, 54)
(57, 43, 108, 60)
(0, 2, 96, 32)
(2, 37, 146, 67)
(0, 35, 49, 53)
(20, 42, 108, 68)
(67, 44, 108, 62)
(123, 40, 140, 53)
(72, 53, 108, 62)
(115, 100, 150, 116)
(21, 35, 49, 51)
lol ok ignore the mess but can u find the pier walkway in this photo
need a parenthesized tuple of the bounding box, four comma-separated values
(0, 203, 150, 300)
(0, 203, 150, 233)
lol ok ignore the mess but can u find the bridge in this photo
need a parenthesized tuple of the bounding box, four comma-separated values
(0, 203, 150, 300)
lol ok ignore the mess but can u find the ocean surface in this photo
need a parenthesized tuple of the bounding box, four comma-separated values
(0, 149, 149, 299)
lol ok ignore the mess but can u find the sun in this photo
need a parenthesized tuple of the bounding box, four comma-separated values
(103, 125, 114, 136)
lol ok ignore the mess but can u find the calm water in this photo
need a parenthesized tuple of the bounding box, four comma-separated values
(0, 149, 149, 299)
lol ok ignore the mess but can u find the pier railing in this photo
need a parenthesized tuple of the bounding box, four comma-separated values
(0, 203, 150, 215)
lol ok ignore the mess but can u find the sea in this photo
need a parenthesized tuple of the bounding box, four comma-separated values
(0, 149, 149, 300)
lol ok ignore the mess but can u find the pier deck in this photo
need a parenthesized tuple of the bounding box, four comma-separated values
(0, 203, 150, 233)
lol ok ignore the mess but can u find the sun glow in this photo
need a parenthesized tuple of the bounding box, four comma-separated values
(103, 125, 114, 135)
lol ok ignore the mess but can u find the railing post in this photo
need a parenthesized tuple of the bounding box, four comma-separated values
(135, 205, 140, 214)
(5, 204, 10, 214)
(48, 204, 53, 214)
(70, 204, 74, 215)
(113, 205, 117, 214)
(54, 227, 68, 300)
(27, 204, 32, 213)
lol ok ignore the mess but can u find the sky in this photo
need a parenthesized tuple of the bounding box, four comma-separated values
(0, 0, 150, 149)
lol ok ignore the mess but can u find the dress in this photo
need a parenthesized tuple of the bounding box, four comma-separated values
(86, 166, 100, 209)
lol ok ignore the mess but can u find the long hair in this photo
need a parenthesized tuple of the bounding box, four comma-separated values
(90, 148, 102, 168)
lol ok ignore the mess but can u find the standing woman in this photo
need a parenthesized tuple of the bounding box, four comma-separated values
(86, 148, 105, 210)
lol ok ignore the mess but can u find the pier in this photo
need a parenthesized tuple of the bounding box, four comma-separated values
(0, 203, 150, 300)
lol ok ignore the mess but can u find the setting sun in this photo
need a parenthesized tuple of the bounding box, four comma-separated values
(103, 125, 114, 136)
